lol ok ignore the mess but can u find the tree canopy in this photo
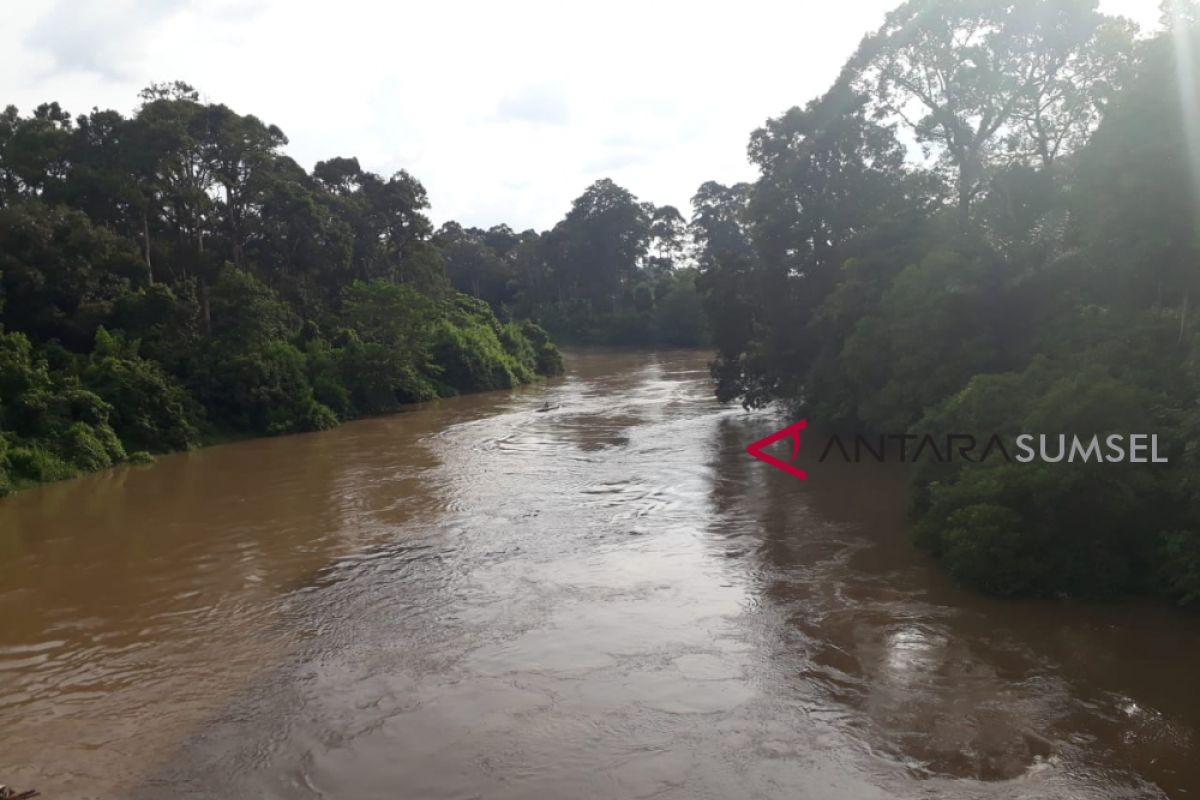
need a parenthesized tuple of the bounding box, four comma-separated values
(699, 1, 1200, 604)
(0, 84, 563, 494)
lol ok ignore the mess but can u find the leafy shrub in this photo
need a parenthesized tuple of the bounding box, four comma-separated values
(304, 335, 353, 420)
(84, 328, 200, 452)
(517, 320, 564, 376)
(61, 421, 126, 471)
(335, 331, 438, 413)
(431, 319, 520, 393)
(0, 331, 49, 402)
(109, 283, 201, 375)
(499, 322, 538, 379)
(935, 503, 1040, 597)
(7, 444, 78, 483)
(209, 341, 337, 435)
(915, 458, 1169, 599)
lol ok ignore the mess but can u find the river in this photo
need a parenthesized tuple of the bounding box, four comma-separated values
(1, 349, 1198, 799)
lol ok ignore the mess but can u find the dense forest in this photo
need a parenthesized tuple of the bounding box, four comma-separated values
(0, 81, 564, 494)
(438, 181, 708, 347)
(697, 0, 1200, 604)
(0, 62, 714, 500)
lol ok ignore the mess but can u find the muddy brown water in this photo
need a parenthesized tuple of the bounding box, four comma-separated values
(1, 349, 1198, 799)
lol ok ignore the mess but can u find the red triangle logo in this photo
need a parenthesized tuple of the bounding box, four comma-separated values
(746, 419, 808, 481)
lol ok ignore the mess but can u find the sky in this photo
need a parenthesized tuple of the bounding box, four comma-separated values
(0, 0, 1165, 231)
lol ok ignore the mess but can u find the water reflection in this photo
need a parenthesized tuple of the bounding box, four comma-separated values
(731, 413, 1199, 796)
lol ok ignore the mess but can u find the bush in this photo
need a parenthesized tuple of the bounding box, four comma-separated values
(934, 503, 1043, 597)
(61, 421, 126, 471)
(7, 444, 78, 483)
(431, 319, 520, 393)
(197, 339, 335, 435)
(518, 320, 564, 376)
(915, 459, 1169, 599)
(85, 328, 200, 452)
(336, 331, 438, 413)
(297, 397, 339, 432)
(499, 322, 538, 378)
(304, 335, 353, 420)
(0, 331, 48, 402)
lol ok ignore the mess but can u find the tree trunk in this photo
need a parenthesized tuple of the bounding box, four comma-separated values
(142, 209, 154, 284)
(957, 173, 972, 225)
(957, 150, 978, 226)
(199, 277, 211, 337)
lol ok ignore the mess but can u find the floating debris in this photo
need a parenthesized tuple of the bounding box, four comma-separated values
(0, 786, 39, 800)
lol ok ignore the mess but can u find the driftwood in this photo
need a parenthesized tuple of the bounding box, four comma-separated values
(0, 785, 40, 799)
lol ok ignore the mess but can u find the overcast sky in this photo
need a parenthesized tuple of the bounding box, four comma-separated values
(0, 0, 1164, 231)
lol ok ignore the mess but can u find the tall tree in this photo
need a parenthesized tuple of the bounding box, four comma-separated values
(852, 0, 1134, 220)
(545, 179, 651, 311)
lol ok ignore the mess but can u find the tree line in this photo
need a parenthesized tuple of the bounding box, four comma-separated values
(437, 179, 707, 346)
(695, 0, 1200, 603)
(0, 81, 563, 494)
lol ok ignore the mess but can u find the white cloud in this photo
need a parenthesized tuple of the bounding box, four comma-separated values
(0, 0, 1165, 230)
(26, 0, 190, 80)
(495, 83, 571, 125)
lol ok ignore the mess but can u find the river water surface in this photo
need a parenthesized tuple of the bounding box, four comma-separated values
(2, 349, 1199, 799)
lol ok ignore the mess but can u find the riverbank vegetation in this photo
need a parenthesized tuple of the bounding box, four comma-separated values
(0, 84, 562, 494)
(697, 1, 1200, 603)
(437, 180, 709, 347)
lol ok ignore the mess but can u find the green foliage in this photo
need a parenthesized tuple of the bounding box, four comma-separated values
(302, 333, 354, 420)
(7, 444, 77, 483)
(84, 327, 200, 452)
(208, 264, 296, 350)
(203, 339, 337, 436)
(431, 319, 518, 393)
(654, 270, 709, 347)
(0, 330, 48, 405)
(62, 420, 125, 471)
(127, 450, 156, 465)
(517, 320, 564, 376)
(108, 283, 201, 374)
(929, 503, 1040, 597)
(914, 458, 1169, 599)
(433, 180, 706, 346)
(0, 201, 147, 349)
(838, 250, 1003, 431)
(0, 87, 564, 495)
(335, 330, 438, 413)
(428, 296, 544, 393)
(696, 12, 1200, 604)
